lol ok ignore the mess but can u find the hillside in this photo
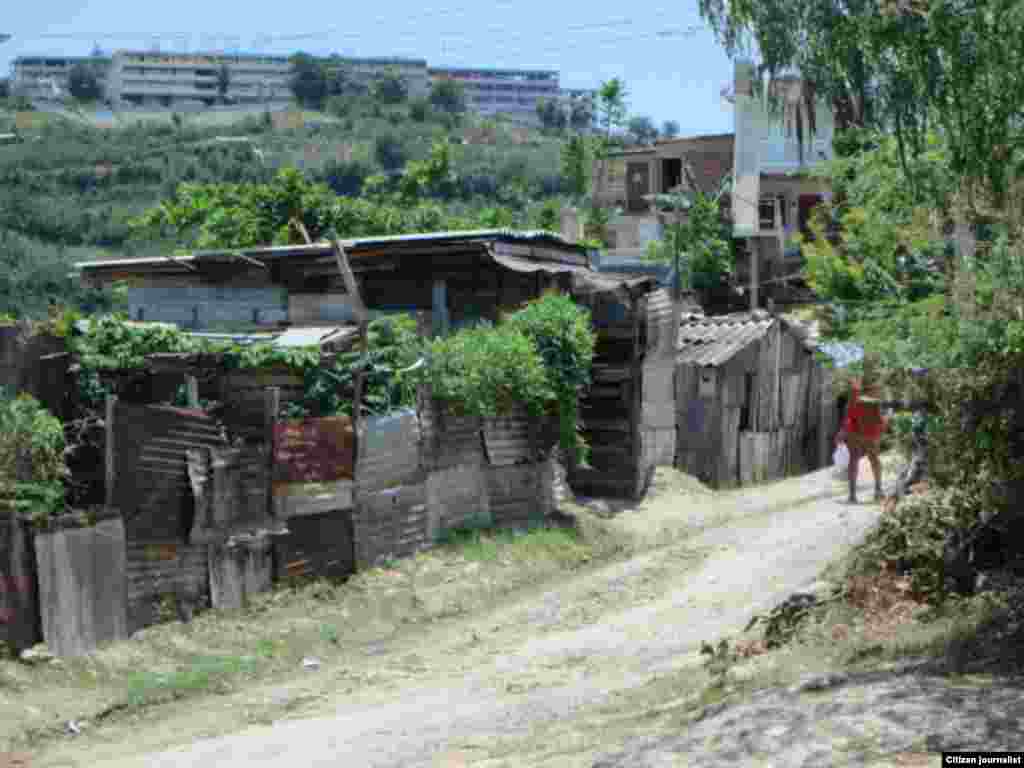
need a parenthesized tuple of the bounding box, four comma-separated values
(0, 98, 567, 316)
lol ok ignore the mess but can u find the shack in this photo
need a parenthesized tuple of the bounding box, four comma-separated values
(77, 230, 679, 498)
(675, 310, 833, 488)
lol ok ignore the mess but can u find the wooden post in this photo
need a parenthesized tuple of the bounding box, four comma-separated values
(104, 394, 117, 511)
(185, 375, 199, 408)
(331, 239, 370, 487)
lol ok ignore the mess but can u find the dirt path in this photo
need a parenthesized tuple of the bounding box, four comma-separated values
(34, 465, 893, 768)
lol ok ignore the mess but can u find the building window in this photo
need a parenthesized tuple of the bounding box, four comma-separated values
(759, 196, 788, 231)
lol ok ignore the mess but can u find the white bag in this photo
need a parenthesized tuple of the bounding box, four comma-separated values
(833, 443, 850, 472)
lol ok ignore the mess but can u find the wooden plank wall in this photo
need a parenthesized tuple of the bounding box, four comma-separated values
(34, 516, 128, 657)
(0, 513, 41, 653)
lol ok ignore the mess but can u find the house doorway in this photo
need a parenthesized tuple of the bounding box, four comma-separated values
(661, 157, 682, 193)
(627, 162, 651, 212)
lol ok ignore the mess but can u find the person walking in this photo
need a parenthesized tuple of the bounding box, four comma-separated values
(836, 371, 887, 504)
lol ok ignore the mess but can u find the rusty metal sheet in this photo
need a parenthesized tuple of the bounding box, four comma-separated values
(125, 538, 209, 634)
(274, 415, 354, 485)
(113, 403, 228, 542)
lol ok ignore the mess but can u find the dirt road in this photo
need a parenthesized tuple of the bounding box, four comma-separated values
(37, 465, 891, 768)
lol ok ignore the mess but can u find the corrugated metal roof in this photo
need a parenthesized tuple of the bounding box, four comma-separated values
(677, 311, 775, 366)
(74, 230, 589, 273)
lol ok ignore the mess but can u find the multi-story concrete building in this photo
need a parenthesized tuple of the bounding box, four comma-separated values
(107, 50, 293, 107)
(730, 59, 834, 308)
(12, 55, 112, 101)
(428, 66, 560, 126)
(323, 56, 429, 99)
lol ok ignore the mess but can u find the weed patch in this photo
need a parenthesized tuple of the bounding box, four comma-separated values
(123, 654, 258, 710)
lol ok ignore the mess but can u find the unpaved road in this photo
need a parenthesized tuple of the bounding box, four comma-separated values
(40, 466, 891, 768)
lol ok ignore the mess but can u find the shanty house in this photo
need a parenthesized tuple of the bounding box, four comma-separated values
(675, 311, 834, 489)
(76, 230, 680, 498)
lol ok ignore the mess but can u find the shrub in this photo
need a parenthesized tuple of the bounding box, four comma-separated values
(507, 294, 595, 463)
(409, 97, 430, 123)
(0, 392, 67, 517)
(373, 133, 407, 171)
(423, 324, 554, 419)
(319, 159, 373, 197)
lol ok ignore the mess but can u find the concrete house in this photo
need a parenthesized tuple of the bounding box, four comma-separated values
(730, 60, 834, 308)
(590, 133, 735, 252)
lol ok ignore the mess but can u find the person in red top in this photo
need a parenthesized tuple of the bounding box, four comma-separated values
(836, 373, 887, 504)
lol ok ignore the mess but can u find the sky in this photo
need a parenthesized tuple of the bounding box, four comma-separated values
(0, 1, 735, 136)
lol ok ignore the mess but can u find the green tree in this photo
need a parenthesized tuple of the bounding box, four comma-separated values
(534, 199, 561, 233)
(0, 79, 10, 101)
(560, 134, 589, 201)
(569, 99, 594, 133)
(374, 133, 408, 171)
(593, 78, 629, 202)
(430, 79, 467, 117)
(698, 0, 876, 133)
(216, 63, 232, 104)
(399, 140, 457, 201)
(536, 98, 567, 134)
(628, 115, 658, 145)
(408, 96, 431, 122)
(289, 52, 328, 110)
(67, 62, 103, 102)
(372, 67, 409, 104)
(643, 172, 733, 299)
(661, 120, 680, 139)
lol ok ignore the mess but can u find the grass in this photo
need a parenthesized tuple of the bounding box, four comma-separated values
(438, 519, 593, 568)
(123, 654, 259, 709)
(0, 508, 627, 754)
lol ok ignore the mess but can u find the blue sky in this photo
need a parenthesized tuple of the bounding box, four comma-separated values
(1, 1, 735, 136)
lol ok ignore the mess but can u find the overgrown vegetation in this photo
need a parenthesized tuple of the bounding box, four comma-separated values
(421, 294, 596, 463)
(701, 0, 1024, 608)
(0, 391, 67, 518)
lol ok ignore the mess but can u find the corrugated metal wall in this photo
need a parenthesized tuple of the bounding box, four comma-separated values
(275, 511, 355, 582)
(111, 403, 229, 631)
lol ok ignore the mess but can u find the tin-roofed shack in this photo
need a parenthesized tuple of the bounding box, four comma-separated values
(78, 231, 680, 498)
(675, 311, 836, 489)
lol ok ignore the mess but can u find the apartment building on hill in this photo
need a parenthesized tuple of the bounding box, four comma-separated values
(429, 66, 560, 127)
(107, 50, 293, 107)
(323, 56, 429, 99)
(11, 55, 112, 101)
(12, 50, 585, 121)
